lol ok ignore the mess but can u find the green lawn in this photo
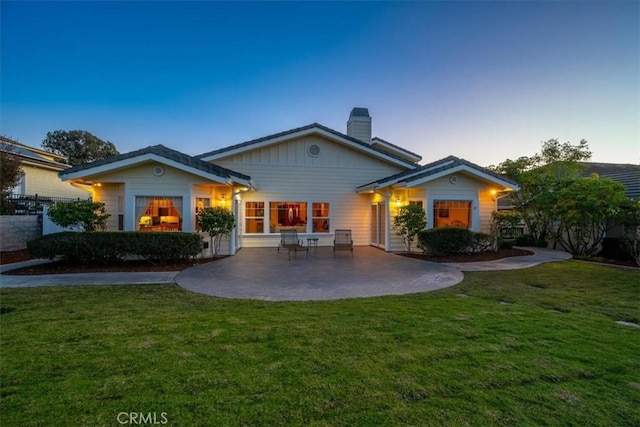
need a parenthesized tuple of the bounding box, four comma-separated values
(1, 261, 639, 426)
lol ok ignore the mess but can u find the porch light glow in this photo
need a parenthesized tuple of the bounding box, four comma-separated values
(394, 197, 401, 207)
(220, 193, 227, 206)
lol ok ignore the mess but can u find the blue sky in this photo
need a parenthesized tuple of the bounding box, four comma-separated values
(1, 1, 638, 166)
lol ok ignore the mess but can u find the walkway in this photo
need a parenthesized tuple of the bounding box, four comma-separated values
(1, 247, 571, 301)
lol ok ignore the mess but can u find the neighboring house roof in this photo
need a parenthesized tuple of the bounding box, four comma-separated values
(59, 144, 252, 186)
(196, 123, 419, 169)
(0, 135, 70, 171)
(357, 155, 519, 193)
(581, 162, 640, 199)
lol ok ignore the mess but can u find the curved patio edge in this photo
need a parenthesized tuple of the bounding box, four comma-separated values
(443, 246, 572, 272)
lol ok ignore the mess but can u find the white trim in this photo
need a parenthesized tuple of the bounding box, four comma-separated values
(407, 165, 518, 190)
(426, 196, 480, 232)
(356, 160, 456, 193)
(61, 153, 251, 186)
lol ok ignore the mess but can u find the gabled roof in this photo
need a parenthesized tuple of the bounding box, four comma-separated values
(59, 144, 252, 186)
(196, 123, 418, 169)
(582, 162, 640, 199)
(357, 155, 519, 192)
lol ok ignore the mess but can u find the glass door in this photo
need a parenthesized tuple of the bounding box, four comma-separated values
(370, 202, 386, 248)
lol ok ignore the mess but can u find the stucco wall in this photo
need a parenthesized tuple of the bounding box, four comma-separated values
(0, 215, 41, 251)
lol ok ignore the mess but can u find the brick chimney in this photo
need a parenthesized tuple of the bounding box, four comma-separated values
(347, 107, 372, 143)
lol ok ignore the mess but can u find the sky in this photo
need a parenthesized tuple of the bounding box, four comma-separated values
(1, 1, 638, 167)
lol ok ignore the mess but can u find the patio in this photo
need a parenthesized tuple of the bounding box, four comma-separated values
(176, 246, 464, 301)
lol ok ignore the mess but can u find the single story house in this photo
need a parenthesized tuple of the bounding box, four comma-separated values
(59, 108, 519, 255)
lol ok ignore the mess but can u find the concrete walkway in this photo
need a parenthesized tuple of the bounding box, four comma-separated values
(0, 246, 570, 300)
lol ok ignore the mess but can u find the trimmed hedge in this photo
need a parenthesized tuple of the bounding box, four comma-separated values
(417, 227, 493, 256)
(28, 232, 203, 265)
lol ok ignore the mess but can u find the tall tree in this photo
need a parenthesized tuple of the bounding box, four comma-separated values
(490, 138, 592, 242)
(0, 141, 23, 195)
(42, 130, 119, 166)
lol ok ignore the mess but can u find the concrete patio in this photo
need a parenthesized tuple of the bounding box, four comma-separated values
(174, 246, 570, 301)
(1, 246, 572, 301)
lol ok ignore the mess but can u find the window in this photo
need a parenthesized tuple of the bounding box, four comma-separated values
(136, 196, 183, 231)
(117, 196, 124, 231)
(195, 198, 211, 231)
(312, 202, 330, 233)
(434, 200, 471, 229)
(409, 200, 424, 208)
(270, 202, 307, 233)
(245, 202, 264, 233)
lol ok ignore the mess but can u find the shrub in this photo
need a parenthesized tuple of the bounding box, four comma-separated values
(28, 232, 202, 265)
(471, 232, 493, 252)
(498, 238, 516, 249)
(47, 201, 110, 231)
(393, 204, 427, 253)
(515, 234, 547, 247)
(599, 237, 634, 261)
(417, 227, 475, 256)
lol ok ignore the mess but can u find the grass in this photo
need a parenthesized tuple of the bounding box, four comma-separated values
(1, 261, 639, 426)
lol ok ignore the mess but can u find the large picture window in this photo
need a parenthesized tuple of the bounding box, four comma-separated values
(136, 196, 183, 231)
(270, 202, 307, 233)
(434, 200, 471, 229)
(245, 202, 264, 233)
(312, 202, 330, 233)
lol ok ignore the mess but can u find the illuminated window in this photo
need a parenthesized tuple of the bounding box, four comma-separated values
(434, 200, 471, 229)
(245, 202, 264, 233)
(312, 202, 330, 233)
(270, 202, 307, 233)
(136, 196, 183, 231)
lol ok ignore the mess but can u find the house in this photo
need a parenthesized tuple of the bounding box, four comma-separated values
(0, 136, 90, 200)
(581, 162, 640, 200)
(59, 108, 519, 255)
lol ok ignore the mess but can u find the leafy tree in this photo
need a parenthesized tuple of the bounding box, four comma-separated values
(490, 138, 592, 242)
(0, 141, 23, 194)
(42, 130, 119, 166)
(47, 201, 110, 231)
(393, 204, 427, 253)
(550, 176, 627, 256)
(197, 207, 236, 257)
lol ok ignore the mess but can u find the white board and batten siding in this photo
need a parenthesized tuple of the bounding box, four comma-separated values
(213, 134, 407, 247)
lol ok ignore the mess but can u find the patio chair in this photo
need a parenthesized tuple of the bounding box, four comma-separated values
(277, 229, 309, 261)
(333, 229, 353, 258)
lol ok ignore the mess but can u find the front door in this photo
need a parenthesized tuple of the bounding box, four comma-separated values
(370, 202, 386, 248)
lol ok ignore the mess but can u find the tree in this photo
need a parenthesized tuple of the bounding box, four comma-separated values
(0, 141, 23, 214)
(197, 207, 236, 257)
(490, 138, 592, 243)
(0, 141, 23, 195)
(393, 204, 427, 253)
(47, 201, 110, 231)
(42, 130, 119, 166)
(614, 198, 640, 266)
(550, 176, 627, 256)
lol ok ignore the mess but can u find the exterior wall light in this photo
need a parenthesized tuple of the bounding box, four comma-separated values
(394, 197, 402, 207)
(221, 193, 227, 206)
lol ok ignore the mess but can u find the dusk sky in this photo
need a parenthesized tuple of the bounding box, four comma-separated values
(1, 1, 638, 167)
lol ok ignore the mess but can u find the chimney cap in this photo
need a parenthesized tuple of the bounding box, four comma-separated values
(349, 107, 370, 118)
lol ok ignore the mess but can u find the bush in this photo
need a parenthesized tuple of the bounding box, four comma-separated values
(471, 232, 493, 252)
(515, 234, 547, 247)
(28, 232, 202, 265)
(417, 227, 475, 256)
(498, 238, 516, 249)
(599, 237, 634, 261)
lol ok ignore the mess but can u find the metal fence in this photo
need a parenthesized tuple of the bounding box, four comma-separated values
(0, 193, 92, 215)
